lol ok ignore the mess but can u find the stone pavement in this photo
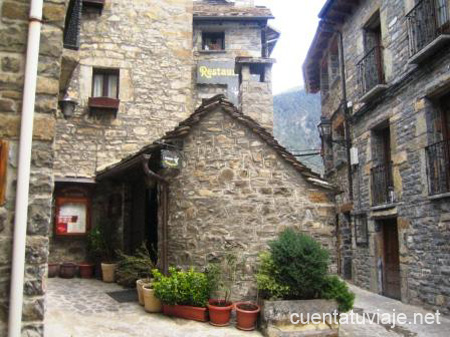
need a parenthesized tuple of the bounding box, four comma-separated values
(45, 278, 450, 337)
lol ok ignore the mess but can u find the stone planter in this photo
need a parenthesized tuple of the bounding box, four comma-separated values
(136, 278, 153, 306)
(162, 304, 208, 322)
(260, 299, 339, 337)
(101, 263, 117, 283)
(142, 285, 162, 313)
(48, 263, 60, 278)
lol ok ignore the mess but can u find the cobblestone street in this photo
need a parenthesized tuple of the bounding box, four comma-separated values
(45, 279, 450, 337)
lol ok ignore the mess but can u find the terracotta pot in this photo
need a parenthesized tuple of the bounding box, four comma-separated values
(207, 299, 233, 326)
(142, 285, 162, 313)
(101, 263, 117, 283)
(162, 304, 208, 322)
(78, 263, 95, 279)
(48, 263, 60, 278)
(136, 278, 153, 306)
(59, 263, 77, 279)
(235, 302, 260, 331)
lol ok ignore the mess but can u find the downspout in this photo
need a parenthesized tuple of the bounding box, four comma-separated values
(8, 1, 43, 337)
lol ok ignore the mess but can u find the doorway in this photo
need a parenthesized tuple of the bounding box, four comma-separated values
(381, 218, 401, 300)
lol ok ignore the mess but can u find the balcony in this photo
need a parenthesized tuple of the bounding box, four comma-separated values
(371, 162, 394, 206)
(357, 46, 388, 103)
(426, 139, 450, 196)
(406, 0, 450, 64)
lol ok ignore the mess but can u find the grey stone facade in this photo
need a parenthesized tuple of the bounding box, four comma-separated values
(0, 0, 69, 335)
(305, 0, 450, 315)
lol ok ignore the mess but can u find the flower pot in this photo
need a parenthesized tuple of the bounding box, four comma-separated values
(142, 285, 162, 313)
(101, 263, 117, 283)
(136, 278, 153, 306)
(48, 263, 60, 278)
(59, 263, 77, 279)
(235, 302, 260, 331)
(78, 263, 95, 279)
(162, 304, 208, 322)
(207, 299, 233, 327)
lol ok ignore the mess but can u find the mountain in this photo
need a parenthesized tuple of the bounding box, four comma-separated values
(273, 87, 324, 174)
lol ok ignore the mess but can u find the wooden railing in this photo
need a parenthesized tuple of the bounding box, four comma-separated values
(426, 139, 450, 195)
(371, 161, 394, 206)
(356, 46, 385, 97)
(406, 0, 450, 57)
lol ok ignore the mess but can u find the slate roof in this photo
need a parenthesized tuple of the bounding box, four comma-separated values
(96, 95, 331, 190)
(193, 2, 273, 19)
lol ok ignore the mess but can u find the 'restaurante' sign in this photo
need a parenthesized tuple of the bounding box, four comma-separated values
(196, 61, 239, 105)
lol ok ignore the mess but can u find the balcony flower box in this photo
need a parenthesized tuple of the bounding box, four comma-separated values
(162, 304, 208, 322)
(88, 97, 120, 114)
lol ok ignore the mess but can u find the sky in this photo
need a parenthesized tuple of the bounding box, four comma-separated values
(255, 0, 327, 94)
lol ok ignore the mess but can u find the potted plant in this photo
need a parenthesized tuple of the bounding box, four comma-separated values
(78, 262, 95, 279)
(59, 262, 77, 279)
(153, 267, 211, 322)
(48, 263, 60, 278)
(206, 252, 240, 327)
(257, 229, 355, 336)
(114, 243, 156, 305)
(235, 302, 261, 331)
(142, 283, 162, 313)
(87, 220, 118, 283)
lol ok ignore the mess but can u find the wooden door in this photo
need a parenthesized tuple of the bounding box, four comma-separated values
(382, 219, 401, 300)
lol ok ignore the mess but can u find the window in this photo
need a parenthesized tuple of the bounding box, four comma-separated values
(92, 68, 119, 98)
(328, 39, 340, 83)
(202, 32, 225, 51)
(63, 0, 82, 50)
(320, 58, 329, 96)
(0, 140, 8, 205)
(250, 64, 266, 83)
(355, 214, 369, 246)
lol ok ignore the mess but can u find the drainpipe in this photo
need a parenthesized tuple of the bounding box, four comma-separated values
(8, 1, 43, 337)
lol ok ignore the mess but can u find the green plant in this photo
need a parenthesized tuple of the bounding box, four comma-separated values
(269, 228, 329, 299)
(87, 219, 117, 262)
(320, 276, 355, 312)
(206, 251, 241, 305)
(256, 251, 290, 300)
(152, 267, 211, 307)
(115, 243, 155, 287)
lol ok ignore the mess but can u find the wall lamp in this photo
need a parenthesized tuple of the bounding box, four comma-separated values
(317, 116, 349, 147)
(59, 94, 78, 119)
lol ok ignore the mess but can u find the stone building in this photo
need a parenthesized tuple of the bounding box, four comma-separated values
(304, 0, 450, 314)
(0, 0, 335, 335)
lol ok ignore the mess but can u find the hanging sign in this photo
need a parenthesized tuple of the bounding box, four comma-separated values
(161, 150, 181, 169)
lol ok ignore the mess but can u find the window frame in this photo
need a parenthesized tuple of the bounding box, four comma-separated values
(355, 213, 369, 246)
(202, 32, 226, 51)
(92, 68, 120, 99)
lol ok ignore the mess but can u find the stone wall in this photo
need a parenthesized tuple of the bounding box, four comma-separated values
(319, 0, 450, 314)
(0, 0, 68, 335)
(167, 107, 336, 299)
(54, 0, 194, 179)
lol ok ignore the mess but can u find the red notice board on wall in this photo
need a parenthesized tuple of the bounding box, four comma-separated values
(55, 197, 90, 236)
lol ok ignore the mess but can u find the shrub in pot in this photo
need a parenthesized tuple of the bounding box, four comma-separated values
(87, 220, 119, 283)
(205, 252, 240, 327)
(256, 229, 355, 336)
(152, 267, 211, 322)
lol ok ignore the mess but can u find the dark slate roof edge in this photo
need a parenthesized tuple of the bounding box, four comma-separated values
(96, 95, 333, 190)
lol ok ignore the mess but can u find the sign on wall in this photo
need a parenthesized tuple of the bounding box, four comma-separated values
(196, 61, 239, 105)
(55, 197, 90, 236)
(161, 149, 181, 169)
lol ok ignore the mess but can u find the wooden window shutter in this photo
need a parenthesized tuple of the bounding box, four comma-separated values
(0, 140, 8, 205)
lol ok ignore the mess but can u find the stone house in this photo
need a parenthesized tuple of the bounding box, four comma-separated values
(304, 0, 450, 314)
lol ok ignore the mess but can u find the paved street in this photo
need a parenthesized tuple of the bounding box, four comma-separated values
(45, 278, 450, 337)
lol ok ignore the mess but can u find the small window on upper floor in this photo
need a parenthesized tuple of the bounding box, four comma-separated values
(202, 32, 225, 51)
(328, 38, 340, 84)
(320, 58, 329, 97)
(92, 68, 119, 98)
(0, 140, 8, 205)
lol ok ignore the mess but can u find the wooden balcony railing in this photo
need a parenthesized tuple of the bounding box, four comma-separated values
(426, 139, 450, 195)
(371, 161, 394, 206)
(356, 46, 385, 97)
(406, 0, 450, 57)
(63, 0, 83, 50)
